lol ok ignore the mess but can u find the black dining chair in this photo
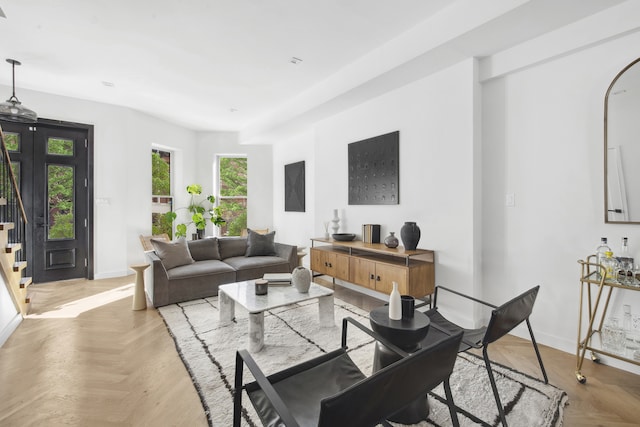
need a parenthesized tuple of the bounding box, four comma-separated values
(233, 317, 463, 427)
(419, 285, 548, 427)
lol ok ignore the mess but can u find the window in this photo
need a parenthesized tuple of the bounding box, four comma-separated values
(217, 156, 247, 236)
(151, 149, 173, 237)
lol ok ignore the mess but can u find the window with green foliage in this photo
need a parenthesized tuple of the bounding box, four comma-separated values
(46, 137, 76, 240)
(47, 164, 74, 239)
(218, 156, 247, 236)
(152, 150, 173, 238)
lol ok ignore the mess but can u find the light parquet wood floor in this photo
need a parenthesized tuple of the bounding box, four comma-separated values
(1, 276, 639, 426)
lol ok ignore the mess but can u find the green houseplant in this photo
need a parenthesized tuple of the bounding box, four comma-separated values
(164, 184, 225, 238)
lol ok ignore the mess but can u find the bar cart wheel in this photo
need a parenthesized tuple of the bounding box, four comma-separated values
(575, 372, 587, 384)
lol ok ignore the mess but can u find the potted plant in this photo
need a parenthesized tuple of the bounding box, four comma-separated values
(164, 184, 225, 239)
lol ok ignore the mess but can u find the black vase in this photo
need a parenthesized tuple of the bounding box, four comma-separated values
(400, 222, 420, 250)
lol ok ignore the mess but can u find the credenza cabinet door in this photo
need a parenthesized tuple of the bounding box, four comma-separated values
(350, 258, 376, 288)
(311, 248, 350, 281)
(374, 263, 409, 294)
(334, 253, 350, 281)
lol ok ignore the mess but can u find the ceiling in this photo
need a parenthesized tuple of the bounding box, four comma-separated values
(0, 0, 629, 139)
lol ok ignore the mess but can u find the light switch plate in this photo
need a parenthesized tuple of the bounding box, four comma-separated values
(505, 193, 515, 207)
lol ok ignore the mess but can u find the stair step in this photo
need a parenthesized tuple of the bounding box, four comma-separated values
(0, 222, 15, 231)
(13, 261, 26, 272)
(20, 277, 32, 289)
(0, 197, 7, 205)
(6, 243, 21, 253)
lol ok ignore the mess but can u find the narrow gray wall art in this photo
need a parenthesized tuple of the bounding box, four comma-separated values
(285, 161, 305, 212)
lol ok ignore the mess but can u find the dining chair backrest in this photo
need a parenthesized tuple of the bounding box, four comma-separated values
(317, 331, 463, 427)
(483, 285, 540, 346)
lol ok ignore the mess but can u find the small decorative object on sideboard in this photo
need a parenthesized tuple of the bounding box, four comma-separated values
(331, 209, 340, 234)
(291, 266, 311, 293)
(332, 233, 356, 241)
(400, 221, 421, 250)
(362, 224, 380, 243)
(388, 281, 401, 320)
(384, 232, 399, 248)
(323, 221, 330, 239)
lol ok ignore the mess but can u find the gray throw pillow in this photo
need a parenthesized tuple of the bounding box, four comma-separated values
(246, 229, 277, 257)
(151, 238, 195, 270)
(218, 237, 250, 259)
(188, 238, 221, 261)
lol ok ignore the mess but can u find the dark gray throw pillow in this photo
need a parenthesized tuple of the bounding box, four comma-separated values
(151, 238, 195, 270)
(188, 237, 221, 261)
(219, 237, 249, 259)
(246, 229, 277, 257)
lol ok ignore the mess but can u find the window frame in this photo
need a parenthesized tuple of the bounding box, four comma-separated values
(215, 154, 247, 237)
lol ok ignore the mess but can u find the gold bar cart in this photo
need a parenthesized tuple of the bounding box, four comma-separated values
(576, 255, 640, 383)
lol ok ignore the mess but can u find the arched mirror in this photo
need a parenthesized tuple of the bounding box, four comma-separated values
(605, 57, 640, 223)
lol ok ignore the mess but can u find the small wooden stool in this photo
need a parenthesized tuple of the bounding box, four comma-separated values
(130, 264, 149, 310)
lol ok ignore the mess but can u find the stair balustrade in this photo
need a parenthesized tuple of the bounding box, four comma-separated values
(0, 124, 31, 315)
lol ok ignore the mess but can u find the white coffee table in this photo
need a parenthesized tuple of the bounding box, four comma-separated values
(218, 281, 335, 353)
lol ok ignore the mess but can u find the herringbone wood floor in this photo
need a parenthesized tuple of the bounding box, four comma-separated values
(1, 276, 639, 426)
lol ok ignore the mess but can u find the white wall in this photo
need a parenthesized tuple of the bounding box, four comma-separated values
(482, 30, 640, 373)
(272, 130, 316, 266)
(273, 59, 481, 321)
(0, 275, 20, 347)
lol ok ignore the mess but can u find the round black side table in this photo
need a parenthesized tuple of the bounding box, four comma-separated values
(369, 306, 431, 424)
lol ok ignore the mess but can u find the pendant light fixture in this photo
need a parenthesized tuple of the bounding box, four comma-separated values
(0, 59, 37, 123)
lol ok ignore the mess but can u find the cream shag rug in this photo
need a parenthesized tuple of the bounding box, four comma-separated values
(158, 297, 567, 427)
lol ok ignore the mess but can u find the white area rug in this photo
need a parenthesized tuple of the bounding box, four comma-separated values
(158, 297, 567, 427)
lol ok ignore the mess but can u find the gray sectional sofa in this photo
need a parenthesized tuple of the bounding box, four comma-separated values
(145, 234, 297, 307)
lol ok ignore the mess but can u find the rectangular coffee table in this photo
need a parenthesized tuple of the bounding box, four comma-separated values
(218, 281, 335, 353)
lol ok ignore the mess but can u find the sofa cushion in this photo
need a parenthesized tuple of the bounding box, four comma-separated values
(167, 259, 235, 280)
(151, 238, 194, 270)
(246, 229, 277, 257)
(219, 237, 249, 259)
(224, 256, 293, 282)
(188, 238, 221, 261)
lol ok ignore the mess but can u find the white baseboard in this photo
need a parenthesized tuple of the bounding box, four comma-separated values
(94, 270, 131, 280)
(0, 313, 22, 347)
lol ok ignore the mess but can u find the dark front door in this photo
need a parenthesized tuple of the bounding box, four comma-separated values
(0, 119, 93, 283)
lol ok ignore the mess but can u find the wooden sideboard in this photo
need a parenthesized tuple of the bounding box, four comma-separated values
(310, 238, 435, 297)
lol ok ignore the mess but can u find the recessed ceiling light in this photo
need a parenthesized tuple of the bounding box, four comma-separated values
(290, 57, 302, 65)
(229, 107, 238, 112)
(101, 81, 115, 87)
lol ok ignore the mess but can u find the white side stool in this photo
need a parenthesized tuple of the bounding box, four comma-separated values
(297, 246, 307, 267)
(130, 264, 149, 310)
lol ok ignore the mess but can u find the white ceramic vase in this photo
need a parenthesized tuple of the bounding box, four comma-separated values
(388, 281, 401, 320)
(292, 266, 311, 293)
(331, 209, 340, 234)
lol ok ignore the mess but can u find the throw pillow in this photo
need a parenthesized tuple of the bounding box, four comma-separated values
(246, 229, 277, 257)
(151, 238, 195, 270)
(218, 237, 249, 259)
(187, 238, 221, 261)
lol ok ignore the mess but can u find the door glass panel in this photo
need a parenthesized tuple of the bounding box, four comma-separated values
(47, 138, 74, 156)
(48, 164, 75, 240)
(4, 132, 20, 151)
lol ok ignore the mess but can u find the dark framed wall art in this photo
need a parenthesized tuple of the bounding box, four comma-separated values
(284, 161, 305, 212)
(348, 131, 399, 205)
